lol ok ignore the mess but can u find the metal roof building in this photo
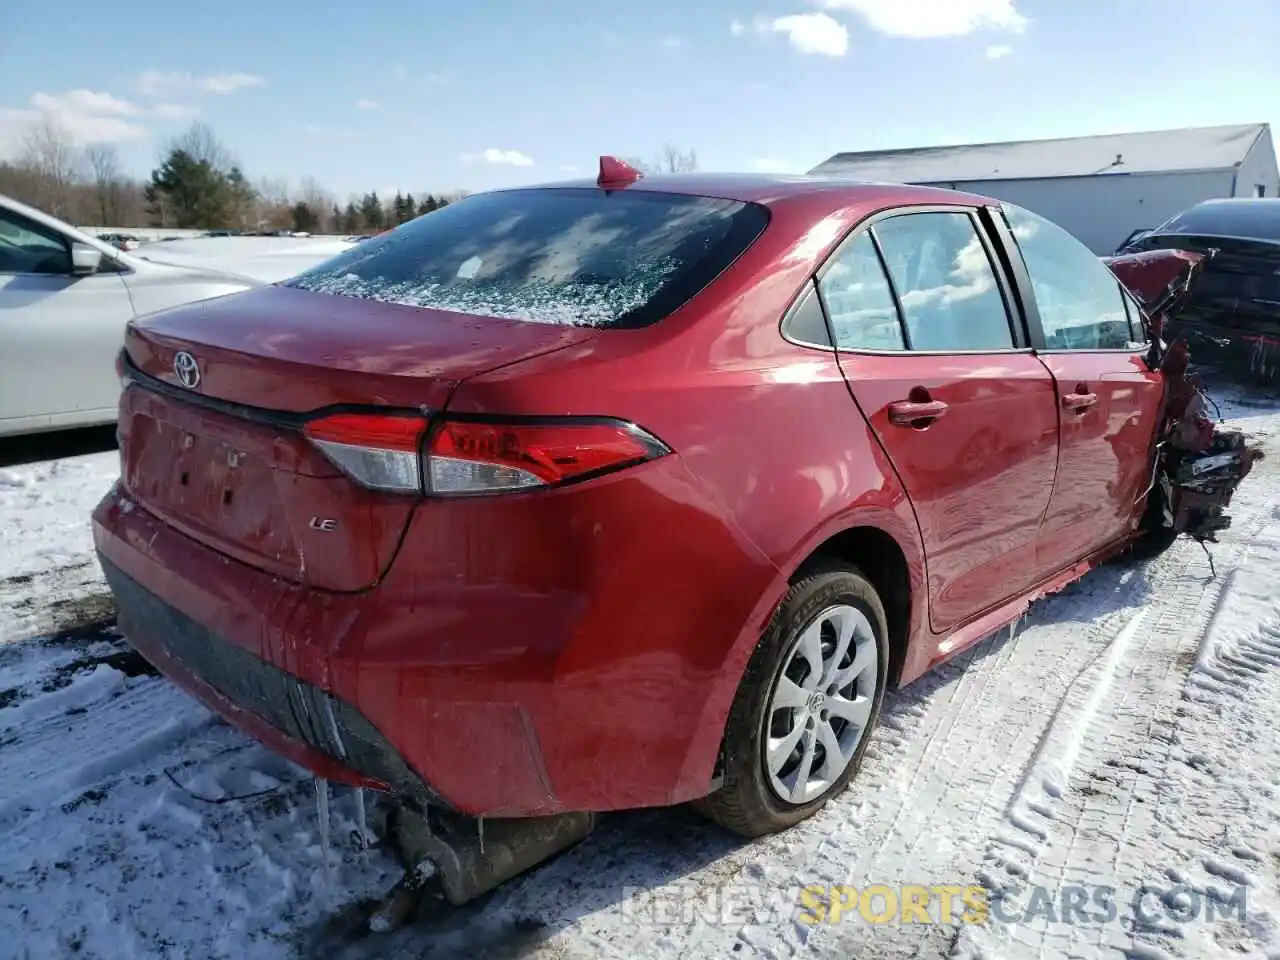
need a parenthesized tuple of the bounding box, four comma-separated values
(810, 124, 1279, 253)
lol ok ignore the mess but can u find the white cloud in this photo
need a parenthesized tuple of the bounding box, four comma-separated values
(35, 89, 138, 117)
(759, 12, 850, 56)
(730, 19, 747, 35)
(390, 63, 409, 81)
(661, 35, 686, 48)
(462, 148, 535, 167)
(985, 43, 1013, 58)
(355, 98, 380, 110)
(816, 0, 1027, 38)
(754, 158, 793, 173)
(0, 88, 200, 153)
(136, 70, 266, 97)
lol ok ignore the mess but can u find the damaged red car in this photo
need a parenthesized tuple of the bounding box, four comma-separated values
(92, 162, 1258, 905)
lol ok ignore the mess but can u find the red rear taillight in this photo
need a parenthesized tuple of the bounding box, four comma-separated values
(427, 420, 668, 493)
(303, 413, 669, 496)
(303, 413, 428, 493)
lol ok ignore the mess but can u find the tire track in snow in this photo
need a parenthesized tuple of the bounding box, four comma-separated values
(800, 414, 1280, 960)
(952, 461, 1280, 958)
(7, 405, 1279, 959)
(0, 675, 215, 826)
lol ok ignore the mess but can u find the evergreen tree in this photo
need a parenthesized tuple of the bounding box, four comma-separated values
(330, 203, 342, 233)
(291, 201, 319, 233)
(359, 192, 385, 230)
(225, 166, 256, 230)
(419, 194, 439, 215)
(402, 193, 416, 224)
(145, 149, 234, 229)
(341, 201, 360, 233)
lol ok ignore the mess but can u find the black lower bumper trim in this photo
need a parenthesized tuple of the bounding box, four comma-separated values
(100, 554, 450, 811)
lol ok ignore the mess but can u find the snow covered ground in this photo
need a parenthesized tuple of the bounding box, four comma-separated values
(3, 394, 1280, 959)
(133, 236, 357, 283)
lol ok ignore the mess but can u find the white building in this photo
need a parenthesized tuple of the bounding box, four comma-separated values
(809, 123, 1279, 254)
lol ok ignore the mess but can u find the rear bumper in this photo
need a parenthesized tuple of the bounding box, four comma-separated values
(93, 460, 783, 817)
(99, 555, 442, 806)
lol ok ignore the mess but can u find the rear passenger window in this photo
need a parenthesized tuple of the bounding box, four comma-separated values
(783, 280, 833, 346)
(1003, 203, 1133, 350)
(817, 232, 904, 351)
(872, 212, 1014, 351)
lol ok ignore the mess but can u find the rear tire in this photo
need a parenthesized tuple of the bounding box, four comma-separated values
(695, 562, 889, 838)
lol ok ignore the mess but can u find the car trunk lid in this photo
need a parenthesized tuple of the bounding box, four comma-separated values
(119, 285, 601, 591)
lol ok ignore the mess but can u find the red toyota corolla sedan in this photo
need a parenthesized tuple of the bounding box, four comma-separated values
(92, 163, 1231, 844)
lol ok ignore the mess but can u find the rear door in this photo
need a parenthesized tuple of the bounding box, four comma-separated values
(818, 206, 1060, 634)
(995, 203, 1164, 572)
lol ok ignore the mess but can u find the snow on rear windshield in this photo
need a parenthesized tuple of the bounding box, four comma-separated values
(286, 188, 768, 328)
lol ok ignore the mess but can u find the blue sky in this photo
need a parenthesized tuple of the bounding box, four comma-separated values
(3, 0, 1279, 200)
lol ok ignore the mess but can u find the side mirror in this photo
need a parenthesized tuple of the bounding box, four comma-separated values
(70, 242, 103, 276)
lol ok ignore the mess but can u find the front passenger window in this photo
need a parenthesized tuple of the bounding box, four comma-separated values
(1003, 203, 1132, 350)
(0, 210, 72, 275)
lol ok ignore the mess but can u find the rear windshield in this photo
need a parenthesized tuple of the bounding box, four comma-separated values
(285, 188, 769, 328)
(1153, 201, 1280, 243)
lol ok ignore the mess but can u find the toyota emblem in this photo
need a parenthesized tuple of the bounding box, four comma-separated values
(173, 351, 200, 389)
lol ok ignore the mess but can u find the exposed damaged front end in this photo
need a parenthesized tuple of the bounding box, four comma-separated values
(1106, 249, 1265, 548)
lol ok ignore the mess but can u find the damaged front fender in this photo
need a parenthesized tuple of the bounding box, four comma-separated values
(1103, 249, 1264, 546)
(1104, 248, 1208, 315)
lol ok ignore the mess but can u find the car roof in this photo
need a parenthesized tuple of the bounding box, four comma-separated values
(496, 172, 995, 209)
(1152, 197, 1280, 242)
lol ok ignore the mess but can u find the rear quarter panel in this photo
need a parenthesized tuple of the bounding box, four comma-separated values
(446, 196, 930, 785)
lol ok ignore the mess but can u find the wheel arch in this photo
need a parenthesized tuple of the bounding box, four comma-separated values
(792, 524, 915, 688)
(682, 509, 928, 800)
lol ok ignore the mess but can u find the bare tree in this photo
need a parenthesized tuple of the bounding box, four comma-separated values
(19, 117, 82, 218)
(658, 144, 698, 173)
(298, 176, 335, 231)
(170, 122, 235, 172)
(85, 143, 124, 227)
(621, 144, 698, 176)
(254, 176, 293, 232)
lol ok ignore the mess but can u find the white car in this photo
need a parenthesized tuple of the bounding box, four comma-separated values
(0, 195, 351, 438)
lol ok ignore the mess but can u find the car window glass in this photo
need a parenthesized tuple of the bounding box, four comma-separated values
(1120, 287, 1148, 344)
(817, 232, 904, 351)
(286, 188, 769, 329)
(1003, 203, 1132, 350)
(872, 212, 1014, 351)
(0, 209, 71, 275)
(783, 280, 832, 346)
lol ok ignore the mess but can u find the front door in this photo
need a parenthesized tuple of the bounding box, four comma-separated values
(818, 208, 1060, 633)
(998, 203, 1165, 571)
(0, 206, 133, 433)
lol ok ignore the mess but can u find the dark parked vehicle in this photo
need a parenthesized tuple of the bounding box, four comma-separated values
(1120, 198, 1280, 382)
(1115, 227, 1151, 253)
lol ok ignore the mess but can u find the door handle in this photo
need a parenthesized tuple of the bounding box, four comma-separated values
(1062, 392, 1097, 412)
(888, 399, 949, 426)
